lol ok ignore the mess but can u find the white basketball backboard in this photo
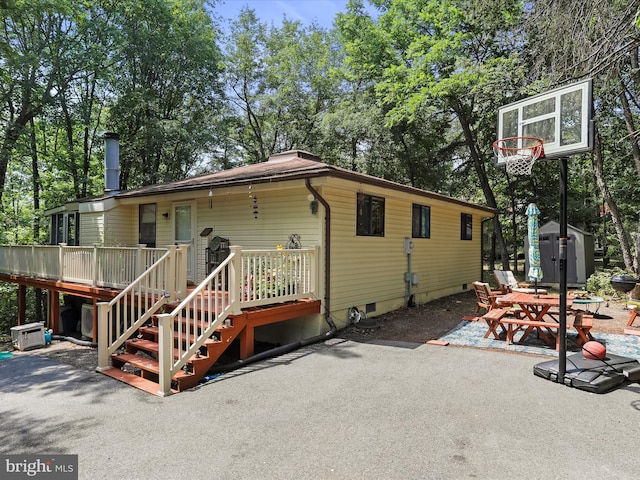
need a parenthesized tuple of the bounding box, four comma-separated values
(496, 79, 593, 164)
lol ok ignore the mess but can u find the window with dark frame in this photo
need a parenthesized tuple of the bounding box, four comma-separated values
(412, 204, 431, 238)
(460, 213, 473, 240)
(356, 193, 385, 236)
(50, 212, 80, 245)
(139, 203, 157, 248)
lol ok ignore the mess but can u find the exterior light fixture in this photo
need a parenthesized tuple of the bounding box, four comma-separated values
(307, 193, 318, 214)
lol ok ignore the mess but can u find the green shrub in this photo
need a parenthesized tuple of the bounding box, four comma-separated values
(586, 268, 635, 296)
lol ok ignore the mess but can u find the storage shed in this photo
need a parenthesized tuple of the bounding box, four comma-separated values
(525, 220, 594, 286)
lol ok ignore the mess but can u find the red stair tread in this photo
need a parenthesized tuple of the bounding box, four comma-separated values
(127, 338, 159, 353)
(112, 352, 159, 373)
(140, 325, 215, 344)
(100, 367, 170, 396)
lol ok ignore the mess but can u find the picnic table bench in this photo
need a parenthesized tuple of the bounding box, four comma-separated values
(627, 300, 640, 327)
(499, 317, 559, 350)
(481, 306, 593, 350)
(482, 308, 509, 339)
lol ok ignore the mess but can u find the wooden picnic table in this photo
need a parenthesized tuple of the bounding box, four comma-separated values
(492, 292, 577, 349)
(496, 292, 573, 323)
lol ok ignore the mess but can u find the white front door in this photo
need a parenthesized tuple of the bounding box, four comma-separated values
(173, 201, 196, 282)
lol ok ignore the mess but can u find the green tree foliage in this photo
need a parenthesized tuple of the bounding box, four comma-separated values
(0, 0, 94, 207)
(222, 9, 342, 163)
(524, 0, 640, 271)
(337, 0, 527, 268)
(106, 0, 225, 189)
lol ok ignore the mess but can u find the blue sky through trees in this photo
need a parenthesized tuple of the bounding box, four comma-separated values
(214, 0, 377, 28)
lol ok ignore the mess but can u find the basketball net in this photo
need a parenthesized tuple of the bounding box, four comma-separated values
(493, 137, 544, 176)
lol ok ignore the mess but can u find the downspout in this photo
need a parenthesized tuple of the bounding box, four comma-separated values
(305, 179, 331, 321)
(204, 179, 336, 377)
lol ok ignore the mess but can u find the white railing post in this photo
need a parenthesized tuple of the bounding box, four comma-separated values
(96, 301, 110, 371)
(163, 245, 177, 301)
(92, 244, 99, 286)
(135, 244, 144, 278)
(157, 313, 174, 396)
(229, 246, 242, 314)
(58, 243, 66, 281)
(175, 246, 187, 301)
(311, 245, 319, 295)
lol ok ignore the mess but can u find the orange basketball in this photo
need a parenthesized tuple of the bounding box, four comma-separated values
(582, 341, 606, 360)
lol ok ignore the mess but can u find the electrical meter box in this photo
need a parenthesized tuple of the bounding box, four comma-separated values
(10, 322, 46, 351)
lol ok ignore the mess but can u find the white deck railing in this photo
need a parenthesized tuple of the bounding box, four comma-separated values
(97, 246, 188, 371)
(238, 246, 318, 307)
(0, 243, 167, 289)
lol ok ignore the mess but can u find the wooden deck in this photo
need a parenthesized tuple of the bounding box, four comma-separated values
(0, 272, 122, 341)
(0, 272, 320, 353)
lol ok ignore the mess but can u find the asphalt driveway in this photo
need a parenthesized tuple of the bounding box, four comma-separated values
(1, 338, 639, 479)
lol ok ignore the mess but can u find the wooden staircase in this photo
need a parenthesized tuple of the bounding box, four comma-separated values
(100, 313, 246, 395)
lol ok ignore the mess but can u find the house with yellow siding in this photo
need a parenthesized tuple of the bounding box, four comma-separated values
(47, 148, 494, 345)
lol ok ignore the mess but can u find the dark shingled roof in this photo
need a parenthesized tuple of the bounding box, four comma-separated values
(97, 150, 494, 213)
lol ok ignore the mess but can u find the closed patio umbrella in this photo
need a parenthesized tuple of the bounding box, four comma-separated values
(526, 203, 543, 294)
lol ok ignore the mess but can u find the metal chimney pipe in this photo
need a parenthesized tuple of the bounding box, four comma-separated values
(104, 132, 120, 193)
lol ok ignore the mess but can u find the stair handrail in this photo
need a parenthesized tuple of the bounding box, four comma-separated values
(155, 245, 319, 395)
(156, 248, 238, 396)
(97, 245, 187, 370)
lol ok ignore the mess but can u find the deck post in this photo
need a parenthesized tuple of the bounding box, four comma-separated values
(92, 244, 99, 286)
(238, 322, 254, 358)
(49, 291, 60, 333)
(17, 284, 26, 326)
(164, 245, 177, 301)
(229, 246, 242, 315)
(58, 243, 66, 281)
(135, 244, 144, 278)
(96, 301, 110, 371)
(157, 313, 174, 396)
(177, 246, 188, 300)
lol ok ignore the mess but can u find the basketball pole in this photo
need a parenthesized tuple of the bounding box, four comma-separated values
(558, 157, 568, 382)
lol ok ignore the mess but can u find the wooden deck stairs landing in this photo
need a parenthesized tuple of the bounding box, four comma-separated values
(99, 299, 321, 396)
(100, 315, 247, 395)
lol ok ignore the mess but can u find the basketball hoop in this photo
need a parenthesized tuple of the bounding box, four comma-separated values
(493, 136, 545, 176)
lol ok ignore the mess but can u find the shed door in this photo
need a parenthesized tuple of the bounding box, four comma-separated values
(173, 202, 196, 282)
(539, 233, 577, 283)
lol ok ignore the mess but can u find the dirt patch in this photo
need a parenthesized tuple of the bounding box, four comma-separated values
(340, 290, 633, 343)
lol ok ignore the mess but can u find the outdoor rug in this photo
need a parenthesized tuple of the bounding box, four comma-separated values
(439, 321, 640, 359)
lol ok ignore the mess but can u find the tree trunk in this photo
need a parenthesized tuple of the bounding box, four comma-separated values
(452, 102, 510, 271)
(29, 118, 45, 322)
(0, 109, 39, 208)
(592, 125, 634, 271)
(619, 83, 640, 178)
